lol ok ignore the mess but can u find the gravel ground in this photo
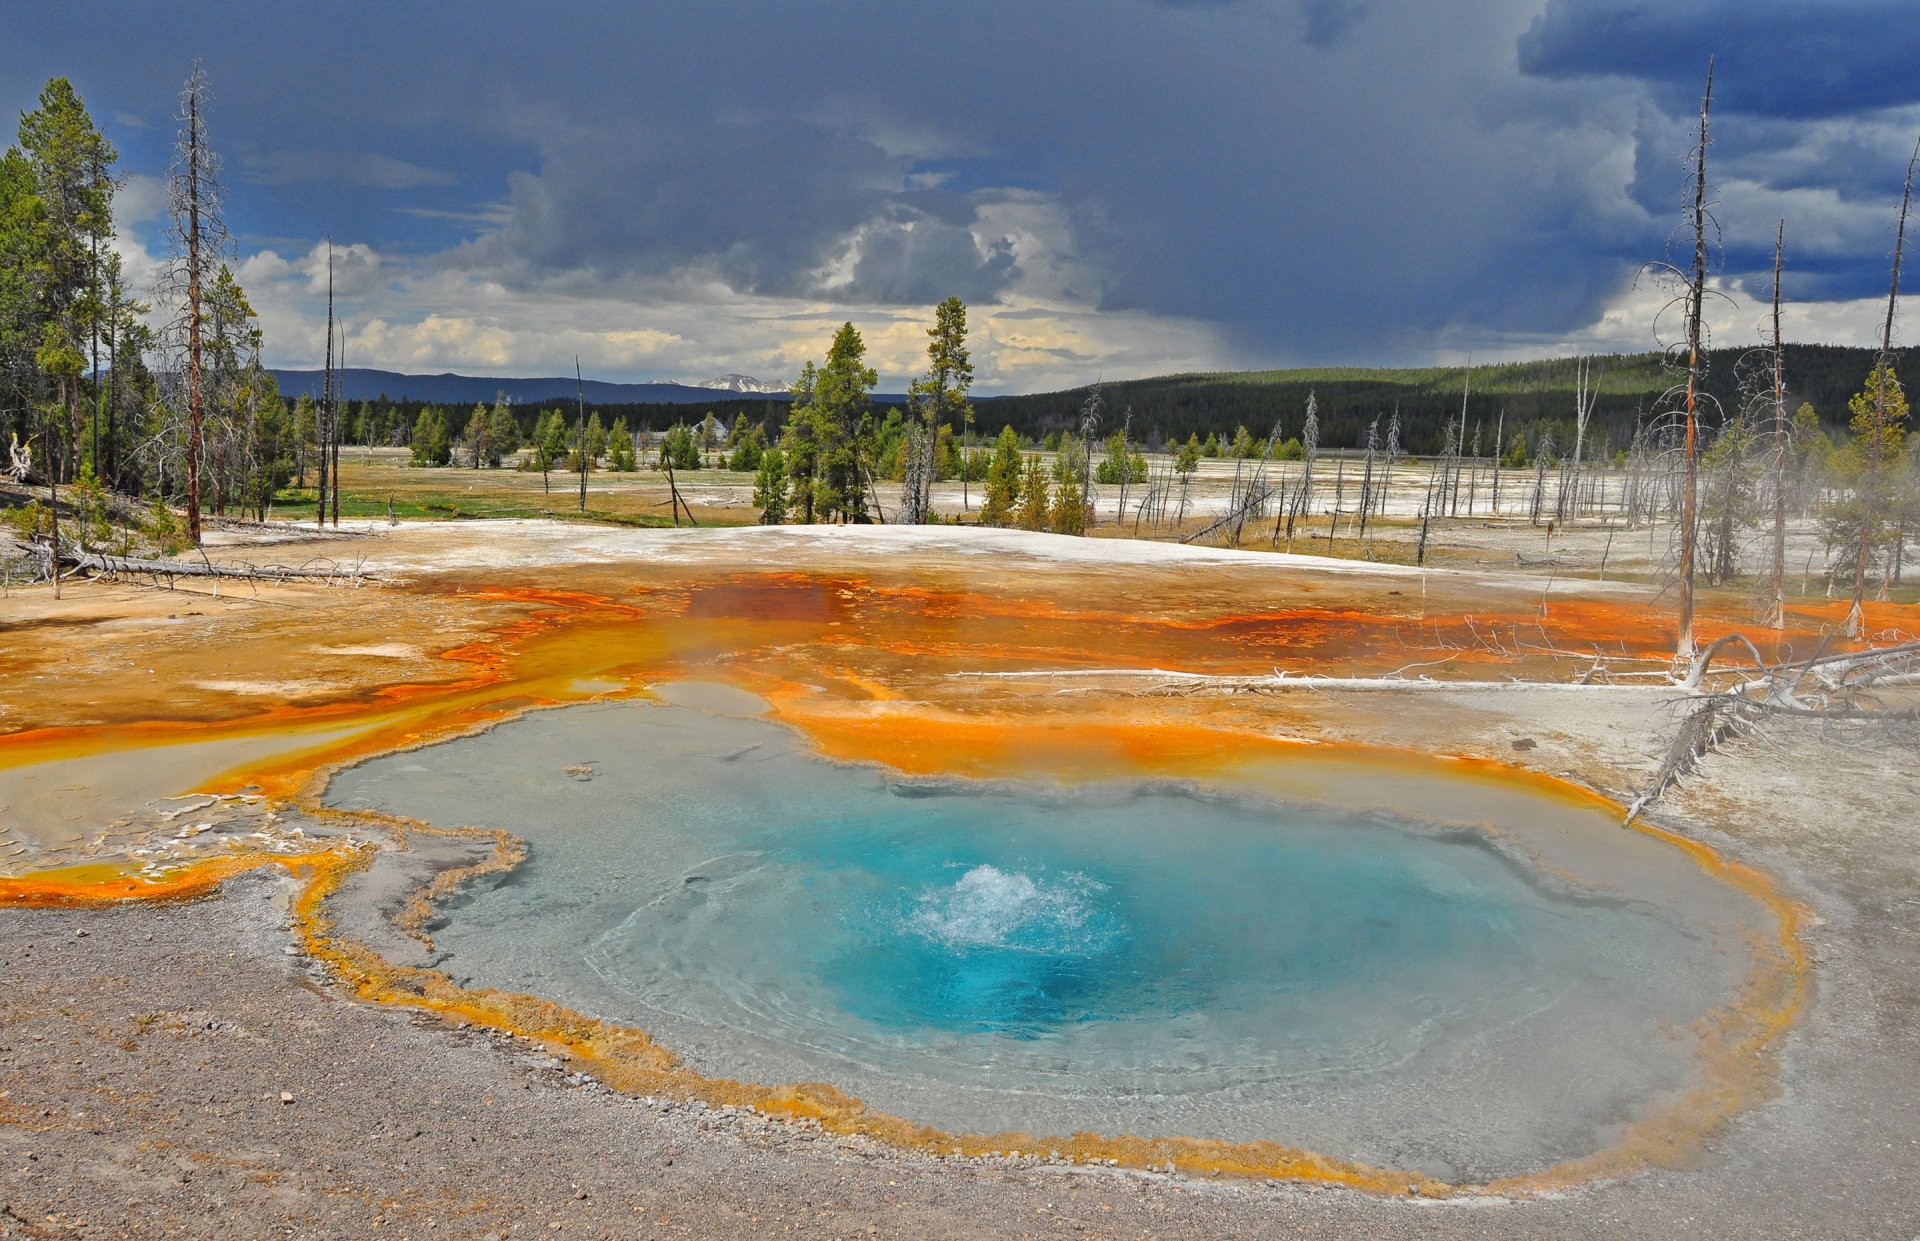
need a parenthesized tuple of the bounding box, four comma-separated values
(2, 850, 1915, 1240)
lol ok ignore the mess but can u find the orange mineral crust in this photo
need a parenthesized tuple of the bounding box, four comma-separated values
(0, 556, 1845, 1195)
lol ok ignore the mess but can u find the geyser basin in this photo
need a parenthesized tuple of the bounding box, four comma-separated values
(328, 693, 1778, 1183)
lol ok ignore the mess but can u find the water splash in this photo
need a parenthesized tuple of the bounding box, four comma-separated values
(905, 864, 1112, 955)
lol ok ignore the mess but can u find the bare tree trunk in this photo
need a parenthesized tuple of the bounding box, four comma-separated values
(1675, 60, 1715, 662)
(1564, 358, 1594, 524)
(575, 357, 588, 513)
(89, 202, 100, 479)
(1490, 409, 1504, 516)
(1767, 222, 1789, 630)
(45, 395, 61, 599)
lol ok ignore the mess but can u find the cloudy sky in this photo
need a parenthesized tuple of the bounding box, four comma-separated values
(7, 1, 1919, 392)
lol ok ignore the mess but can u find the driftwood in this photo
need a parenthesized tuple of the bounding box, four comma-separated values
(1627, 634, 1920, 821)
(42, 545, 379, 587)
(203, 515, 374, 539)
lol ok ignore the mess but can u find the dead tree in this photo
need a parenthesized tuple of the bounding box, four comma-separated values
(1637, 61, 1718, 660)
(1356, 416, 1379, 540)
(1628, 635, 1920, 820)
(162, 62, 228, 547)
(1281, 391, 1318, 547)
(1674, 62, 1716, 660)
(1325, 449, 1347, 548)
(575, 357, 588, 513)
(1529, 430, 1553, 525)
(1764, 223, 1791, 629)
(1489, 408, 1506, 516)
(1560, 358, 1596, 523)
(1382, 409, 1401, 522)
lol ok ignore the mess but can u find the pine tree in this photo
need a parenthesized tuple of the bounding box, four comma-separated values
(753, 446, 789, 523)
(18, 78, 116, 488)
(980, 426, 1022, 526)
(902, 296, 974, 523)
(461, 402, 489, 468)
(1825, 366, 1909, 597)
(607, 416, 636, 470)
(796, 323, 877, 522)
(488, 397, 519, 460)
(410, 407, 450, 466)
(1016, 455, 1051, 530)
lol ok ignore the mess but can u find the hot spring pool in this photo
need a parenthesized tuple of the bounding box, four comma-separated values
(327, 689, 1771, 1181)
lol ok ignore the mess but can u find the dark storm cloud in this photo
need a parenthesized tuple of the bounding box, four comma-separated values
(245, 151, 456, 191)
(1298, 0, 1376, 47)
(450, 116, 1021, 303)
(1518, 0, 1920, 119)
(5, 0, 1914, 371)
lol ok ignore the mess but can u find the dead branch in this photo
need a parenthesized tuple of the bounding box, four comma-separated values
(1626, 697, 1748, 823)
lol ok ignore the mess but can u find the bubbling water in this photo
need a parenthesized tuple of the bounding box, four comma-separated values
(327, 696, 1767, 1182)
(905, 864, 1107, 953)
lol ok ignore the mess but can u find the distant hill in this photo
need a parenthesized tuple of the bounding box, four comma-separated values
(974, 344, 1886, 455)
(275, 347, 1889, 453)
(268, 367, 787, 406)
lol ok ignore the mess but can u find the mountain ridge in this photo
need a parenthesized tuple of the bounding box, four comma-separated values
(268, 367, 791, 406)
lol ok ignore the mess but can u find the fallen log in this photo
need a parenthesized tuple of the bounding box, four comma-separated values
(51, 547, 379, 584)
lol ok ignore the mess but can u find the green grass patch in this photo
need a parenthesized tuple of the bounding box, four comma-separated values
(271, 487, 701, 528)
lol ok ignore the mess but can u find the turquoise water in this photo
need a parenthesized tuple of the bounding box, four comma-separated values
(328, 696, 1752, 1180)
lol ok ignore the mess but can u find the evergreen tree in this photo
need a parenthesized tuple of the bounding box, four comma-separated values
(531, 409, 569, 492)
(728, 427, 764, 472)
(461, 402, 490, 467)
(607, 416, 636, 470)
(488, 397, 519, 459)
(585, 411, 607, 464)
(794, 323, 877, 522)
(660, 423, 699, 471)
(753, 446, 789, 524)
(781, 363, 820, 523)
(980, 426, 1022, 525)
(18, 78, 115, 486)
(1826, 366, 1910, 591)
(903, 295, 974, 522)
(1175, 433, 1201, 475)
(291, 395, 317, 485)
(1016, 455, 1051, 530)
(1050, 476, 1086, 535)
(410, 407, 451, 466)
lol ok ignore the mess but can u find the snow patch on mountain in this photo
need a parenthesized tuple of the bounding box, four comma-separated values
(697, 373, 788, 394)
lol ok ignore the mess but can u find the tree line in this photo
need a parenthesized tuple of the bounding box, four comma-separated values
(3, 68, 291, 559)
